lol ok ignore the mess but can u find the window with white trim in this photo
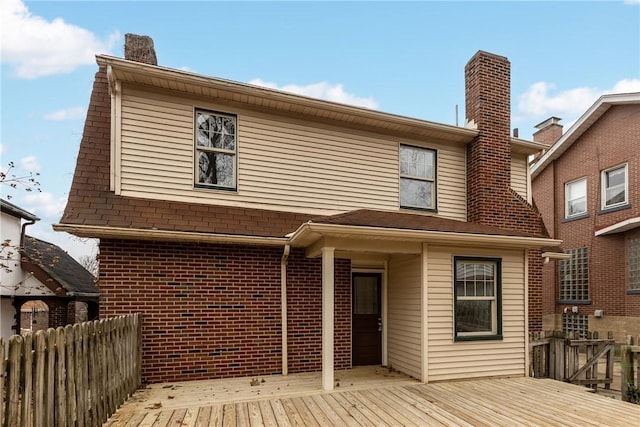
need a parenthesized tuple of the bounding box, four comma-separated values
(399, 144, 436, 210)
(565, 178, 587, 218)
(629, 238, 640, 291)
(454, 257, 502, 340)
(559, 248, 589, 301)
(601, 164, 627, 209)
(195, 110, 237, 189)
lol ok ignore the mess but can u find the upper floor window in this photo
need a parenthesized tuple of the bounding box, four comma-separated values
(559, 247, 589, 302)
(399, 144, 436, 210)
(454, 257, 502, 341)
(195, 110, 237, 190)
(601, 164, 627, 209)
(629, 238, 640, 291)
(565, 178, 587, 218)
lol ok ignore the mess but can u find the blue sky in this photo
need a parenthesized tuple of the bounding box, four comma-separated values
(1, 0, 639, 261)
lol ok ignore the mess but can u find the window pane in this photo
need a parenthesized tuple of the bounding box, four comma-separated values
(400, 178, 433, 209)
(456, 300, 492, 333)
(400, 146, 434, 179)
(604, 167, 626, 206)
(197, 152, 234, 187)
(629, 238, 640, 290)
(354, 277, 378, 314)
(568, 198, 586, 216)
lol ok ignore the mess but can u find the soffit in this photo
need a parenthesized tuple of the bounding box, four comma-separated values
(98, 55, 479, 144)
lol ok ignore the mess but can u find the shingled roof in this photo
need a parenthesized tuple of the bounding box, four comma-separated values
(310, 209, 542, 238)
(22, 236, 98, 296)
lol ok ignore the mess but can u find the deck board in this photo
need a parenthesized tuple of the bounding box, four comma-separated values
(104, 367, 640, 427)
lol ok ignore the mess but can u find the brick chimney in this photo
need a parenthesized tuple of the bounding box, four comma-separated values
(533, 117, 563, 147)
(465, 51, 512, 227)
(124, 33, 157, 65)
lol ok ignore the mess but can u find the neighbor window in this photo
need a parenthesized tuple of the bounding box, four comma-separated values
(601, 164, 627, 209)
(399, 144, 436, 210)
(565, 178, 587, 218)
(195, 110, 237, 189)
(563, 314, 588, 339)
(454, 257, 502, 340)
(629, 238, 640, 291)
(559, 248, 589, 302)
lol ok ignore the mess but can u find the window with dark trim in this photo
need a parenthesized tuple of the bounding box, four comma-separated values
(195, 109, 237, 190)
(399, 144, 436, 210)
(559, 248, 589, 301)
(454, 257, 502, 341)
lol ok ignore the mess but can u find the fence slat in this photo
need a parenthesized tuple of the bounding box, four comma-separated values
(7, 336, 22, 427)
(34, 331, 46, 427)
(65, 325, 76, 427)
(45, 329, 55, 427)
(73, 324, 85, 427)
(55, 328, 66, 427)
(1, 338, 5, 427)
(21, 333, 33, 427)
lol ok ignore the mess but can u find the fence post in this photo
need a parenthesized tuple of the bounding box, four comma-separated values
(621, 335, 633, 402)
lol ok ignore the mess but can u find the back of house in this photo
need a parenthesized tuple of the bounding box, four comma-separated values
(56, 34, 559, 387)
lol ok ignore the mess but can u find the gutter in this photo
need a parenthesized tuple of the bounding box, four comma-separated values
(53, 224, 290, 246)
(280, 244, 290, 375)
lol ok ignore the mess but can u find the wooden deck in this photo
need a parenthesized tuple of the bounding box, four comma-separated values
(105, 366, 640, 426)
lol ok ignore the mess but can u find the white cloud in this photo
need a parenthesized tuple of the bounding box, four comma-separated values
(19, 156, 40, 173)
(0, 0, 119, 79)
(22, 192, 66, 219)
(43, 107, 86, 121)
(178, 66, 194, 72)
(624, 0, 640, 5)
(249, 78, 379, 109)
(517, 79, 640, 119)
(0, 144, 5, 156)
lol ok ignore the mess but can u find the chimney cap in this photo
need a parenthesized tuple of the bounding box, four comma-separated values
(534, 116, 562, 130)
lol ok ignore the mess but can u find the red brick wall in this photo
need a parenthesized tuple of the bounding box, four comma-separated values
(99, 240, 351, 383)
(286, 249, 351, 373)
(532, 104, 640, 322)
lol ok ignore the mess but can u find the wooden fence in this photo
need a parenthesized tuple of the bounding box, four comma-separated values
(620, 335, 640, 403)
(1, 314, 142, 427)
(529, 330, 615, 391)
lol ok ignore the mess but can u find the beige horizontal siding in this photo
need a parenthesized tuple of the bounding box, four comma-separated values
(387, 254, 422, 379)
(117, 84, 467, 218)
(425, 246, 526, 382)
(511, 154, 528, 199)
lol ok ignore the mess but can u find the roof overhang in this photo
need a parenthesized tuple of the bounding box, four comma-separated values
(53, 223, 291, 246)
(531, 92, 640, 178)
(98, 55, 481, 144)
(1, 199, 39, 221)
(289, 222, 562, 258)
(55, 222, 562, 258)
(595, 217, 640, 236)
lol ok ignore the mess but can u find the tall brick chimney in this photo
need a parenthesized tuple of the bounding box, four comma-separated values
(124, 33, 157, 65)
(465, 51, 512, 227)
(533, 116, 563, 147)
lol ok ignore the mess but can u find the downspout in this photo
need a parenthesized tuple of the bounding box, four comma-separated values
(281, 244, 290, 375)
(20, 218, 36, 255)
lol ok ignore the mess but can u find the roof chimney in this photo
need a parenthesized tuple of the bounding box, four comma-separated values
(464, 51, 512, 226)
(124, 33, 157, 65)
(533, 117, 563, 147)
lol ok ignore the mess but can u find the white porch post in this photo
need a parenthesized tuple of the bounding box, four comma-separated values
(321, 246, 335, 391)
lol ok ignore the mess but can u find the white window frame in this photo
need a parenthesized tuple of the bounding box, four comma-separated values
(601, 163, 628, 209)
(564, 177, 587, 218)
(194, 109, 238, 190)
(453, 257, 502, 341)
(399, 144, 436, 210)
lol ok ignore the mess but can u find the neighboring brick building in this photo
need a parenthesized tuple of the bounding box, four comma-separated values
(531, 93, 640, 342)
(56, 34, 558, 387)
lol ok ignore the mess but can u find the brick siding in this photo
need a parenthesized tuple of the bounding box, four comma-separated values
(532, 104, 640, 332)
(99, 240, 351, 383)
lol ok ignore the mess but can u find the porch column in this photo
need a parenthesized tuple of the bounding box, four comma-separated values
(321, 246, 335, 391)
